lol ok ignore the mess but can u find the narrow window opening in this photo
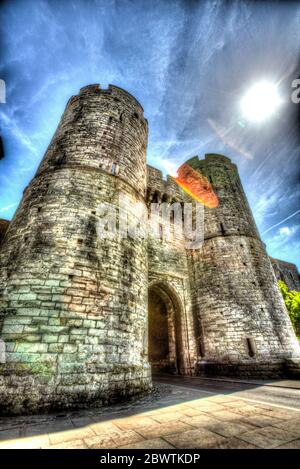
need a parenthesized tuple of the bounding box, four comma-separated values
(246, 337, 256, 357)
(77, 239, 83, 245)
(159, 224, 163, 240)
(170, 209, 175, 223)
(111, 163, 118, 175)
(220, 222, 226, 235)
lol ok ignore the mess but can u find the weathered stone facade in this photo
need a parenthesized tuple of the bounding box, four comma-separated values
(0, 219, 9, 245)
(146, 155, 300, 379)
(0, 85, 150, 414)
(270, 257, 300, 292)
(0, 84, 299, 414)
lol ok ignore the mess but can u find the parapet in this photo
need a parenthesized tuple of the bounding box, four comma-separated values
(77, 83, 145, 114)
(205, 153, 232, 163)
(270, 256, 300, 292)
(146, 164, 185, 201)
(185, 154, 235, 170)
(270, 257, 299, 270)
(146, 153, 238, 202)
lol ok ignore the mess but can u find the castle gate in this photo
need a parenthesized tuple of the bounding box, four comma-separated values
(148, 282, 185, 374)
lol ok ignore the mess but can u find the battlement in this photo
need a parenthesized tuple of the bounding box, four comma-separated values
(146, 153, 237, 202)
(36, 82, 148, 196)
(270, 257, 299, 270)
(76, 83, 145, 114)
(186, 153, 235, 170)
(146, 164, 185, 201)
(205, 153, 232, 163)
(270, 257, 300, 292)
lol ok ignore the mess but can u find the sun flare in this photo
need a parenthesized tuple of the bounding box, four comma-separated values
(240, 81, 282, 123)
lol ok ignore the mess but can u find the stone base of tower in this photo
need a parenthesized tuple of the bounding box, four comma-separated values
(0, 363, 152, 415)
(196, 359, 300, 379)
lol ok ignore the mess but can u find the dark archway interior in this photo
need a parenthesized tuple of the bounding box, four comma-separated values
(148, 288, 170, 372)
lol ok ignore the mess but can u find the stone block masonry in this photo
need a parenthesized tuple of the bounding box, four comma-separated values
(184, 155, 300, 377)
(270, 257, 300, 292)
(0, 84, 299, 415)
(0, 85, 151, 414)
(0, 219, 9, 245)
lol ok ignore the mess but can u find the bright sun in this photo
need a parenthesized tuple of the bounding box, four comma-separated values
(240, 81, 282, 123)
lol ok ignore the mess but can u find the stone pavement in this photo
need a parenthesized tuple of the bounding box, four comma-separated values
(0, 383, 300, 449)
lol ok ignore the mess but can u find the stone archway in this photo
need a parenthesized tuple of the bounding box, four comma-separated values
(148, 282, 185, 374)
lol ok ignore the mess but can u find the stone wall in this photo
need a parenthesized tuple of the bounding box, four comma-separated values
(145, 154, 300, 378)
(0, 219, 9, 246)
(185, 154, 300, 377)
(0, 85, 151, 414)
(1, 85, 300, 415)
(146, 165, 199, 376)
(270, 257, 300, 292)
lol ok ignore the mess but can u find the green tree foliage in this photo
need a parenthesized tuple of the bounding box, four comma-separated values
(278, 280, 300, 337)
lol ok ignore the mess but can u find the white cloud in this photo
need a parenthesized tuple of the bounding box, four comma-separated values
(279, 226, 291, 236)
(0, 202, 17, 213)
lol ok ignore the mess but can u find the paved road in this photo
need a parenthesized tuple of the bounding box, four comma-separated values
(0, 375, 300, 448)
(154, 374, 300, 410)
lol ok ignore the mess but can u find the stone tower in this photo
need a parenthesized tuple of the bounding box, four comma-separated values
(186, 154, 300, 376)
(0, 84, 151, 413)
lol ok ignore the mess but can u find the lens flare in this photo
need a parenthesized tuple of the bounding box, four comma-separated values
(173, 163, 219, 209)
(240, 81, 282, 123)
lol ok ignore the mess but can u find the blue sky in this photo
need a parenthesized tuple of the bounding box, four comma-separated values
(0, 0, 300, 268)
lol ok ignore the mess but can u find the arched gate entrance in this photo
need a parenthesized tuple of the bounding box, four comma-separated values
(148, 282, 185, 374)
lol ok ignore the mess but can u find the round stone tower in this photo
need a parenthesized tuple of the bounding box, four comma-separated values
(0, 84, 151, 413)
(187, 154, 300, 377)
